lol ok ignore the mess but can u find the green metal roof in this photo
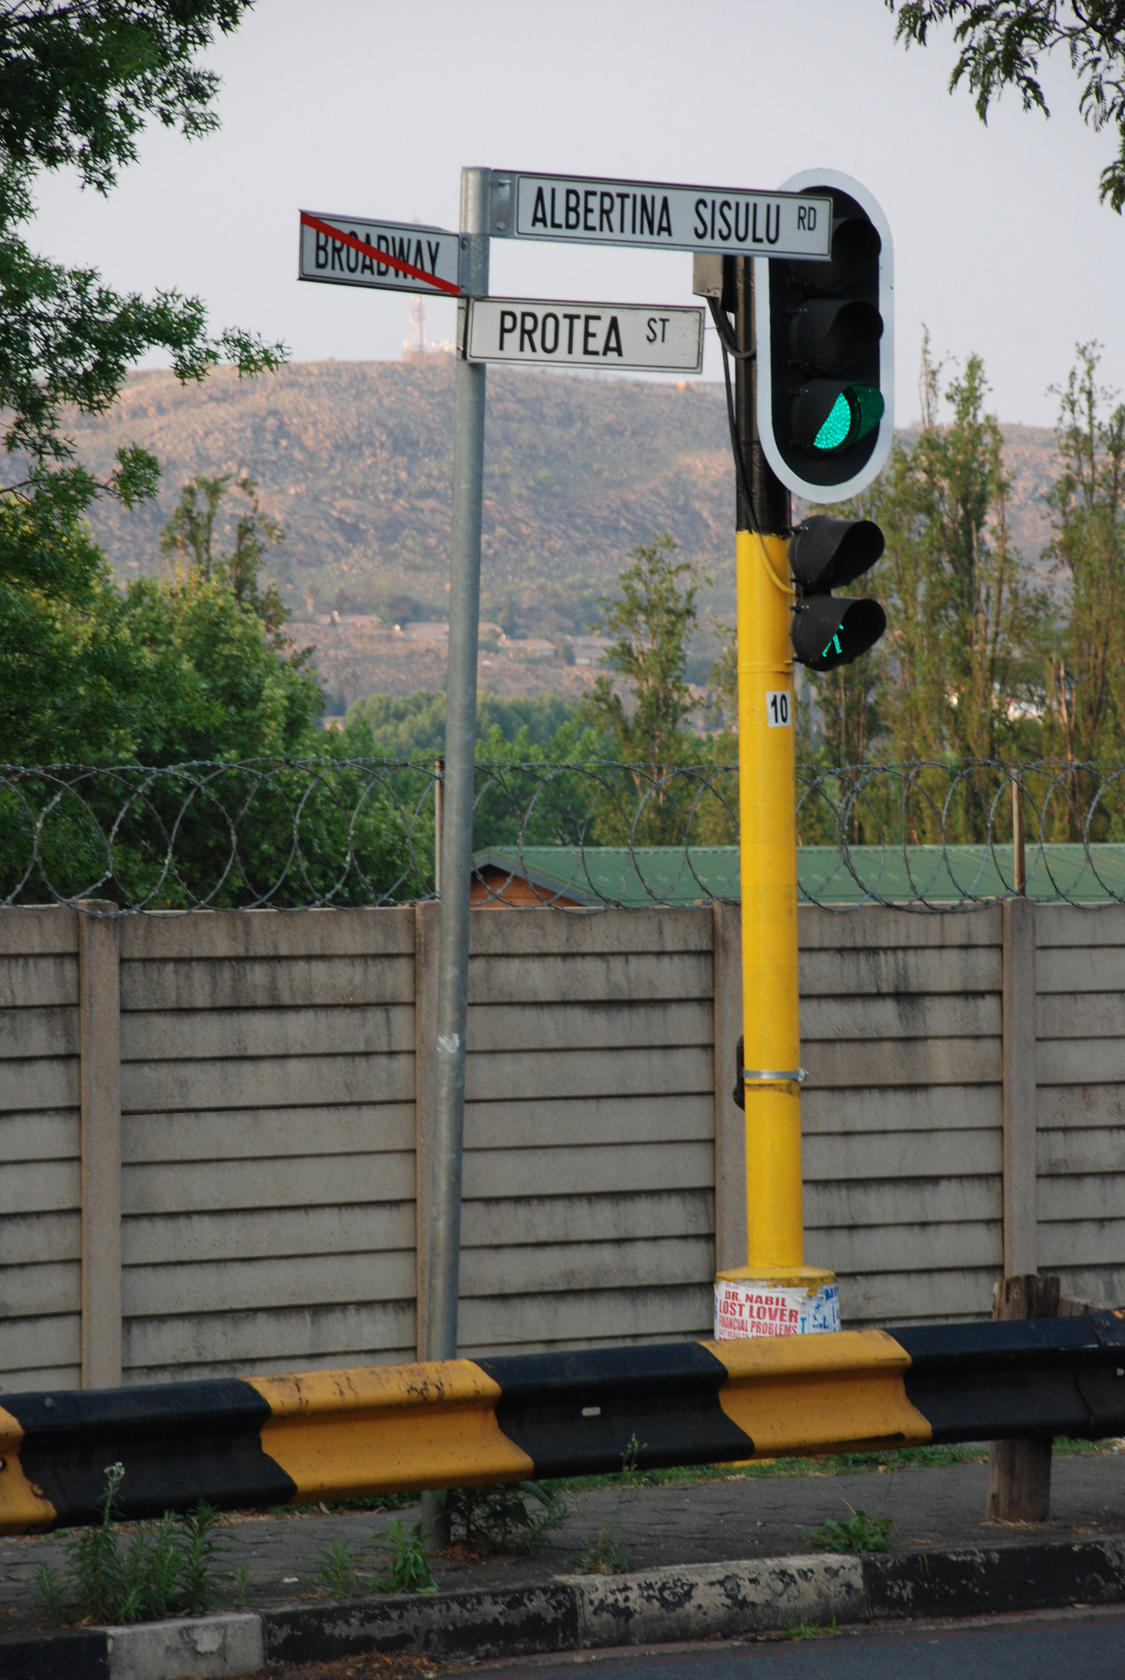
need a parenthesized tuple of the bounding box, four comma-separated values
(472, 844, 1125, 907)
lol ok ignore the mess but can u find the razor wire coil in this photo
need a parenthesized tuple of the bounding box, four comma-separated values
(1, 758, 1124, 914)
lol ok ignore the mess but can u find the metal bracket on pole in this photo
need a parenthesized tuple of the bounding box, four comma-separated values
(741, 1068, 808, 1085)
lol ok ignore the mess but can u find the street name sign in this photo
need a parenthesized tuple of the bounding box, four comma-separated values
(298, 210, 461, 295)
(488, 170, 832, 260)
(464, 297, 704, 373)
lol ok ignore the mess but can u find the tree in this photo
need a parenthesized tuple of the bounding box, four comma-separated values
(0, 484, 135, 763)
(160, 473, 299, 653)
(579, 535, 712, 845)
(1042, 341, 1125, 775)
(869, 341, 1050, 781)
(0, 468, 312, 768)
(336, 690, 604, 857)
(0, 1, 281, 471)
(121, 574, 322, 764)
(885, 0, 1125, 210)
(583, 535, 703, 766)
(339, 691, 583, 762)
(806, 658, 886, 769)
(0, 503, 431, 909)
(0, 2, 283, 763)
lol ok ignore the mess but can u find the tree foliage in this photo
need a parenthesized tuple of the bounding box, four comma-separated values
(0, 487, 136, 763)
(1042, 341, 1125, 777)
(0, 0, 285, 737)
(886, 0, 1125, 210)
(861, 341, 1049, 778)
(0, 0, 282, 477)
(340, 691, 584, 762)
(159, 473, 300, 653)
(582, 535, 703, 766)
(0, 472, 430, 907)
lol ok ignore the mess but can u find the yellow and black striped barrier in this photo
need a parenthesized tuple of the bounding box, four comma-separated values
(2, 1312, 1123, 1534)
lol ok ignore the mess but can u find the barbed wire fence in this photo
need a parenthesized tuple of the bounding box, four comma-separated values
(1, 758, 1124, 914)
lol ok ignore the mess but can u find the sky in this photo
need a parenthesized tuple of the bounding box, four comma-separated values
(28, 0, 1125, 430)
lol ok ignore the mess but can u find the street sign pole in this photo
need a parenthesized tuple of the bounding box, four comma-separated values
(426, 167, 488, 1365)
(712, 257, 838, 1339)
(420, 169, 489, 1545)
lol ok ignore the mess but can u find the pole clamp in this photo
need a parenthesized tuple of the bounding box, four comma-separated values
(741, 1067, 808, 1085)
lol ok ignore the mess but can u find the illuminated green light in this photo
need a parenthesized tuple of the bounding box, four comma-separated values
(812, 384, 886, 453)
(821, 628, 845, 661)
(814, 393, 853, 452)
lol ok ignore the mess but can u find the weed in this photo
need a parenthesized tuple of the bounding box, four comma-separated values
(570, 1436, 650, 1576)
(809, 1509, 893, 1554)
(373, 1521, 438, 1594)
(228, 1564, 252, 1609)
(574, 1528, 632, 1575)
(314, 1540, 366, 1598)
(444, 1482, 567, 1558)
(788, 1619, 840, 1640)
(34, 1462, 235, 1626)
(33, 1562, 67, 1624)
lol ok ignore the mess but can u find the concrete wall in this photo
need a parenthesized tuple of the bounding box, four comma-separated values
(2, 899, 1122, 1392)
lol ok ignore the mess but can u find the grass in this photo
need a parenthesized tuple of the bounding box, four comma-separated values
(270, 1438, 1111, 1514)
(553, 1441, 991, 1494)
(808, 1510, 894, 1553)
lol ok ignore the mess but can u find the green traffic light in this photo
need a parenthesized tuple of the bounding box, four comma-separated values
(814, 396, 853, 451)
(812, 383, 885, 453)
(791, 593, 887, 672)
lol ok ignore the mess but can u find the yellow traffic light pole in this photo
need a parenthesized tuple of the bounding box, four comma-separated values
(712, 258, 837, 1338)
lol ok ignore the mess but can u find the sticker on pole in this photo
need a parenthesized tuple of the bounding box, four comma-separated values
(765, 690, 792, 727)
(714, 1278, 840, 1339)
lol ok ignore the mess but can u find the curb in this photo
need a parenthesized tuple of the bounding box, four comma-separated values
(4, 1536, 1125, 1680)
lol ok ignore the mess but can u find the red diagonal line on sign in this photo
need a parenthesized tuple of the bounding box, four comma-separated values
(300, 212, 460, 296)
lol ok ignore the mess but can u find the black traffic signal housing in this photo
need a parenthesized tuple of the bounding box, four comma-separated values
(756, 170, 893, 504)
(789, 516, 886, 672)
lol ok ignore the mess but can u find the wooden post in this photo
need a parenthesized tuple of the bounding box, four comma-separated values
(986, 1272, 1059, 1522)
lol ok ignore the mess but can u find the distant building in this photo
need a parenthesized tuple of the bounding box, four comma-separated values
(568, 635, 613, 666)
(328, 612, 382, 629)
(498, 636, 557, 661)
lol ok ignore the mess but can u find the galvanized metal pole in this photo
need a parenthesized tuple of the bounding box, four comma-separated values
(421, 168, 489, 1550)
(426, 168, 489, 1369)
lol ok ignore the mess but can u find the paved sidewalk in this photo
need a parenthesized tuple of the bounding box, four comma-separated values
(1, 1450, 1123, 1677)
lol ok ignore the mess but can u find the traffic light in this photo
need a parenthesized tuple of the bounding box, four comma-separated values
(756, 170, 893, 504)
(789, 515, 886, 672)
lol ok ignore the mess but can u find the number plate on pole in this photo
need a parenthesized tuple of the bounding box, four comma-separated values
(766, 691, 792, 727)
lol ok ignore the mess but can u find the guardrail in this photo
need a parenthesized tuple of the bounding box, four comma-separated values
(3, 1312, 1123, 1534)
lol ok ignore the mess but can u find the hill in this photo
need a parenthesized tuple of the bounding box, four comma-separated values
(66, 357, 1061, 708)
